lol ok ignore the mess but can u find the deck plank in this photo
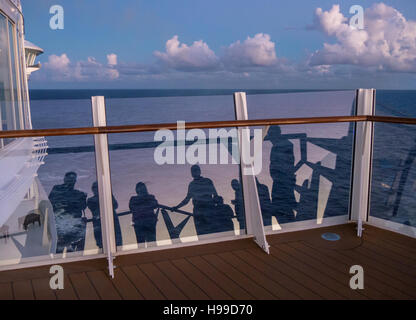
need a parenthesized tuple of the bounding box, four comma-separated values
(253, 247, 340, 300)
(115, 238, 257, 266)
(276, 243, 367, 300)
(363, 235, 416, 270)
(269, 246, 344, 299)
(333, 245, 416, 298)
(288, 242, 375, 299)
(55, 275, 78, 300)
(360, 241, 416, 278)
(139, 263, 187, 300)
(12, 280, 34, 300)
(365, 226, 416, 249)
(121, 265, 165, 300)
(381, 236, 416, 255)
(171, 258, 231, 300)
(155, 260, 210, 300)
(233, 249, 320, 300)
(1, 224, 415, 300)
(202, 253, 275, 300)
(111, 268, 143, 300)
(187, 255, 253, 300)
(0, 282, 13, 300)
(294, 241, 388, 299)
(32, 278, 56, 300)
(303, 242, 410, 299)
(217, 251, 299, 300)
(87, 270, 122, 300)
(69, 272, 100, 300)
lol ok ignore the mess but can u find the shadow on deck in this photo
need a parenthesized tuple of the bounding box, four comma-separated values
(0, 223, 415, 300)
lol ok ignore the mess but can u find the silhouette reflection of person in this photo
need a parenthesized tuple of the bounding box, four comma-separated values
(87, 182, 122, 248)
(256, 178, 273, 226)
(231, 179, 245, 230)
(48, 172, 87, 253)
(172, 165, 218, 235)
(213, 196, 234, 233)
(267, 126, 297, 220)
(129, 182, 158, 245)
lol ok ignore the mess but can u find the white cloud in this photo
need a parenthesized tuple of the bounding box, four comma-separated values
(107, 53, 118, 66)
(44, 54, 70, 73)
(39, 53, 119, 81)
(154, 35, 219, 71)
(311, 3, 416, 72)
(223, 33, 278, 68)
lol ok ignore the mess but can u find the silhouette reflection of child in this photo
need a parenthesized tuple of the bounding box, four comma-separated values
(129, 182, 158, 245)
(231, 179, 245, 230)
(87, 181, 122, 248)
(213, 195, 234, 233)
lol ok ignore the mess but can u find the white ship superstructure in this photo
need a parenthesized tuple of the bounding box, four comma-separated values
(0, 0, 51, 265)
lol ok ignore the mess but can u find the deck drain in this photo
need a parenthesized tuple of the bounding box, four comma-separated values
(321, 232, 341, 241)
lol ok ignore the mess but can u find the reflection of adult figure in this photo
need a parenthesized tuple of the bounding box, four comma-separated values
(267, 126, 297, 218)
(231, 179, 245, 230)
(48, 172, 87, 253)
(172, 165, 218, 235)
(213, 196, 234, 233)
(129, 182, 158, 244)
(87, 182, 122, 248)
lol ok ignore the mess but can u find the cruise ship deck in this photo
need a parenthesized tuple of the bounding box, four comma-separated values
(1, 223, 415, 300)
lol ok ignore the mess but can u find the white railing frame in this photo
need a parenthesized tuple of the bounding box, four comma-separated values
(350, 89, 376, 236)
(234, 92, 270, 254)
(91, 96, 116, 278)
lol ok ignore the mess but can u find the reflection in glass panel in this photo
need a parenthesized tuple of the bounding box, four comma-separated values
(246, 91, 356, 229)
(255, 123, 354, 229)
(370, 122, 416, 228)
(0, 13, 15, 145)
(0, 136, 102, 268)
(370, 91, 416, 231)
(17, 34, 30, 129)
(109, 129, 244, 251)
(106, 94, 236, 145)
(8, 21, 21, 130)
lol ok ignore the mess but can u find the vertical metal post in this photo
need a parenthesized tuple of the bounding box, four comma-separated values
(234, 92, 270, 253)
(350, 89, 376, 237)
(91, 96, 116, 278)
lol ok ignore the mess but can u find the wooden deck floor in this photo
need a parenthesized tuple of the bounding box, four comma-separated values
(1, 223, 415, 300)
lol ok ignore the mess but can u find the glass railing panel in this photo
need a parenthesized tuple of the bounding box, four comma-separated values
(0, 135, 103, 268)
(247, 90, 357, 119)
(244, 91, 356, 230)
(30, 97, 94, 148)
(251, 122, 354, 231)
(108, 127, 245, 252)
(106, 94, 236, 145)
(369, 90, 416, 233)
(375, 90, 416, 118)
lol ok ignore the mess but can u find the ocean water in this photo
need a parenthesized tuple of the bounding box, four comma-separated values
(28, 89, 416, 250)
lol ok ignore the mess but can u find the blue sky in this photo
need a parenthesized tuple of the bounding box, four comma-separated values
(23, 0, 416, 89)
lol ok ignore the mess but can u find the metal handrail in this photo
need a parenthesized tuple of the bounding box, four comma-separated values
(0, 115, 415, 139)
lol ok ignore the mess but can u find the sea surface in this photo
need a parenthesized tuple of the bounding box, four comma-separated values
(28, 89, 416, 245)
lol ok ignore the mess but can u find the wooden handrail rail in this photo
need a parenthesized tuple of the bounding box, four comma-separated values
(0, 115, 414, 139)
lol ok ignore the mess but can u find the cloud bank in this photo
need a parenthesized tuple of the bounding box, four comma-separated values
(311, 3, 416, 72)
(33, 2, 416, 87)
(39, 53, 120, 81)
